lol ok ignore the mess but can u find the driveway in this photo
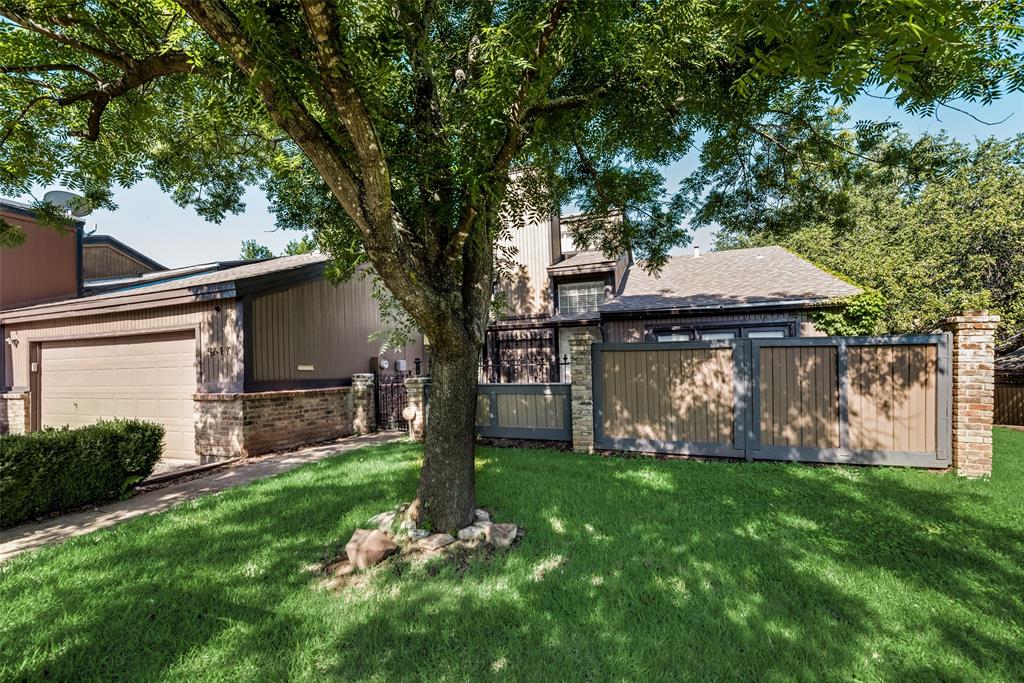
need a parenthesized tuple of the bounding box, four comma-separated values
(0, 432, 403, 562)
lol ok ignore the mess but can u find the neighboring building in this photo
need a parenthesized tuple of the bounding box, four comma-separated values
(0, 199, 83, 309)
(489, 213, 860, 381)
(83, 234, 166, 280)
(995, 342, 1024, 426)
(0, 254, 426, 464)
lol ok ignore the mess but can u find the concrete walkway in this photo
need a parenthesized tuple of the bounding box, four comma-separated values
(0, 432, 403, 562)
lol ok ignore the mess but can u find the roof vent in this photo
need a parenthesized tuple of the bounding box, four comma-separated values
(693, 246, 700, 258)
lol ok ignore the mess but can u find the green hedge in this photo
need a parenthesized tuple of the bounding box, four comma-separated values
(0, 419, 165, 528)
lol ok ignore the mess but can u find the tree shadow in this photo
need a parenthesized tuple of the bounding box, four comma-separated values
(2, 441, 1021, 681)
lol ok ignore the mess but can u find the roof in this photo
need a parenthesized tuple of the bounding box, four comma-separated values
(996, 347, 1024, 377)
(1, 253, 327, 322)
(601, 246, 861, 315)
(1, 197, 85, 228)
(84, 234, 166, 271)
(547, 250, 617, 274)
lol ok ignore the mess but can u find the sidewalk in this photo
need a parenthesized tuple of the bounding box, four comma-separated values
(0, 432, 403, 562)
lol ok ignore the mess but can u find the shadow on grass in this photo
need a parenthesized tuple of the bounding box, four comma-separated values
(2, 437, 1023, 681)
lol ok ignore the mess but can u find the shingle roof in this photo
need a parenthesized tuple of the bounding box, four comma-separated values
(547, 250, 616, 272)
(1, 254, 327, 320)
(601, 246, 860, 314)
(996, 347, 1024, 377)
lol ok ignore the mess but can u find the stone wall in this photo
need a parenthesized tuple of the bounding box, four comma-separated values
(0, 392, 29, 435)
(404, 376, 429, 442)
(194, 387, 354, 459)
(569, 336, 594, 452)
(940, 312, 999, 477)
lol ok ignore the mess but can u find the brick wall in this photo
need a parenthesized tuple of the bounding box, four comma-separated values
(0, 392, 29, 435)
(404, 376, 429, 442)
(194, 387, 354, 459)
(940, 312, 999, 477)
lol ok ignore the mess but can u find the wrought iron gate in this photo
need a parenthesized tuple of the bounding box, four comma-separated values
(375, 369, 411, 431)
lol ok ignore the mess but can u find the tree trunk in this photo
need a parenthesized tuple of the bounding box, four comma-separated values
(412, 341, 480, 532)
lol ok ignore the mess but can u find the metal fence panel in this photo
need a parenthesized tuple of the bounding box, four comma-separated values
(592, 334, 952, 468)
(475, 383, 572, 441)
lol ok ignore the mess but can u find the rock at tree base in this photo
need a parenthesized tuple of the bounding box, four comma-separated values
(474, 509, 491, 523)
(457, 525, 487, 541)
(485, 523, 517, 548)
(407, 528, 430, 541)
(367, 510, 397, 530)
(417, 533, 455, 551)
(345, 529, 399, 570)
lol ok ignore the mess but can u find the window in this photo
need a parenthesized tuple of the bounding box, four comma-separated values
(558, 281, 604, 315)
(655, 331, 692, 342)
(747, 328, 787, 339)
(700, 330, 737, 340)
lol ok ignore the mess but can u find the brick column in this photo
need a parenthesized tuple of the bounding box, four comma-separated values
(0, 391, 29, 435)
(351, 374, 376, 435)
(403, 376, 430, 442)
(940, 311, 999, 477)
(569, 335, 594, 452)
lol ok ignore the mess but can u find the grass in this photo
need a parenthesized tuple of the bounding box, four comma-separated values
(2, 430, 1023, 682)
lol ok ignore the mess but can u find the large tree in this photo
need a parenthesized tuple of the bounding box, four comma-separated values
(2, 1, 1022, 530)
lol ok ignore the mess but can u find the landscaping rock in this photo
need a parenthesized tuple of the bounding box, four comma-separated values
(474, 508, 491, 523)
(417, 533, 455, 551)
(407, 528, 430, 541)
(367, 510, 397, 530)
(485, 523, 517, 548)
(457, 524, 486, 541)
(345, 529, 399, 570)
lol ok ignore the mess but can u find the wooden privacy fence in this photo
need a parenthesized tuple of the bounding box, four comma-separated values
(475, 383, 572, 441)
(995, 382, 1024, 426)
(593, 335, 952, 467)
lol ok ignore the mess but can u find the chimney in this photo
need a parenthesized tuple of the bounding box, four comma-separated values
(693, 246, 700, 258)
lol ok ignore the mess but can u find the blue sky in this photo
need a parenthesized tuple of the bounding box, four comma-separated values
(18, 91, 1024, 268)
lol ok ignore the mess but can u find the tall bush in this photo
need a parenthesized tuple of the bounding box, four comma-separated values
(0, 419, 164, 528)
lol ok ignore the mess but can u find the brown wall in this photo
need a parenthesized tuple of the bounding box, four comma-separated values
(0, 210, 79, 309)
(83, 244, 160, 279)
(247, 272, 426, 383)
(495, 211, 559, 318)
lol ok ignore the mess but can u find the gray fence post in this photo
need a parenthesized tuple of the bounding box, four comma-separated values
(570, 336, 595, 452)
(404, 376, 430, 442)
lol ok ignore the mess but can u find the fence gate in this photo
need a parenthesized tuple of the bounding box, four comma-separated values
(375, 369, 412, 431)
(475, 383, 572, 441)
(592, 335, 952, 467)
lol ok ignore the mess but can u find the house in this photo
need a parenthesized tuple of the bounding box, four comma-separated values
(83, 233, 166, 280)
(0, 236, 426, 465)
(489, 213, 861, 380)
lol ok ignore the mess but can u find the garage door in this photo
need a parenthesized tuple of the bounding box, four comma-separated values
(40, 331, 197, 462)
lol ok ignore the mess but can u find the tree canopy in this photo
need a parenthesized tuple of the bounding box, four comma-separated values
(3, 0, 1023, 529)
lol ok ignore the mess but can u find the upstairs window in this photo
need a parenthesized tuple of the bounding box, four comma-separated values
(558, 281, 604, 315)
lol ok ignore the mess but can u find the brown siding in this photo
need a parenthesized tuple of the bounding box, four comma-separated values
(604, 311, 814, 343)
(847, 345, 937, 452)
(0, 212, 79, 309)
(83, 244, 160, 279)
(759, 346, 839, 448)
(600, 347, 734, 443)
(995, 383, 1024, 426)
(248, 274, 426, 382)
(4, 301, 241, 393)
(495, 213, 557, 317)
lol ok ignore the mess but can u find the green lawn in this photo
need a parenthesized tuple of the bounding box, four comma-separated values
(2, 430, 1023, 682)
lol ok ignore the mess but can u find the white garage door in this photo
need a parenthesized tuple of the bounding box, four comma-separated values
(40, 331, 197, 462)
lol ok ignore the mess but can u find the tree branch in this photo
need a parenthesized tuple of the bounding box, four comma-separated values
(0, 63, 101, 83)
(0, 9, 129, 70)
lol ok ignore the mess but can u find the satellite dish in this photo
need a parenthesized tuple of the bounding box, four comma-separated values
(43, 190, 93, 217)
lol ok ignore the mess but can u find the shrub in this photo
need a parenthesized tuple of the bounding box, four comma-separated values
(0, 419, 165, 528)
